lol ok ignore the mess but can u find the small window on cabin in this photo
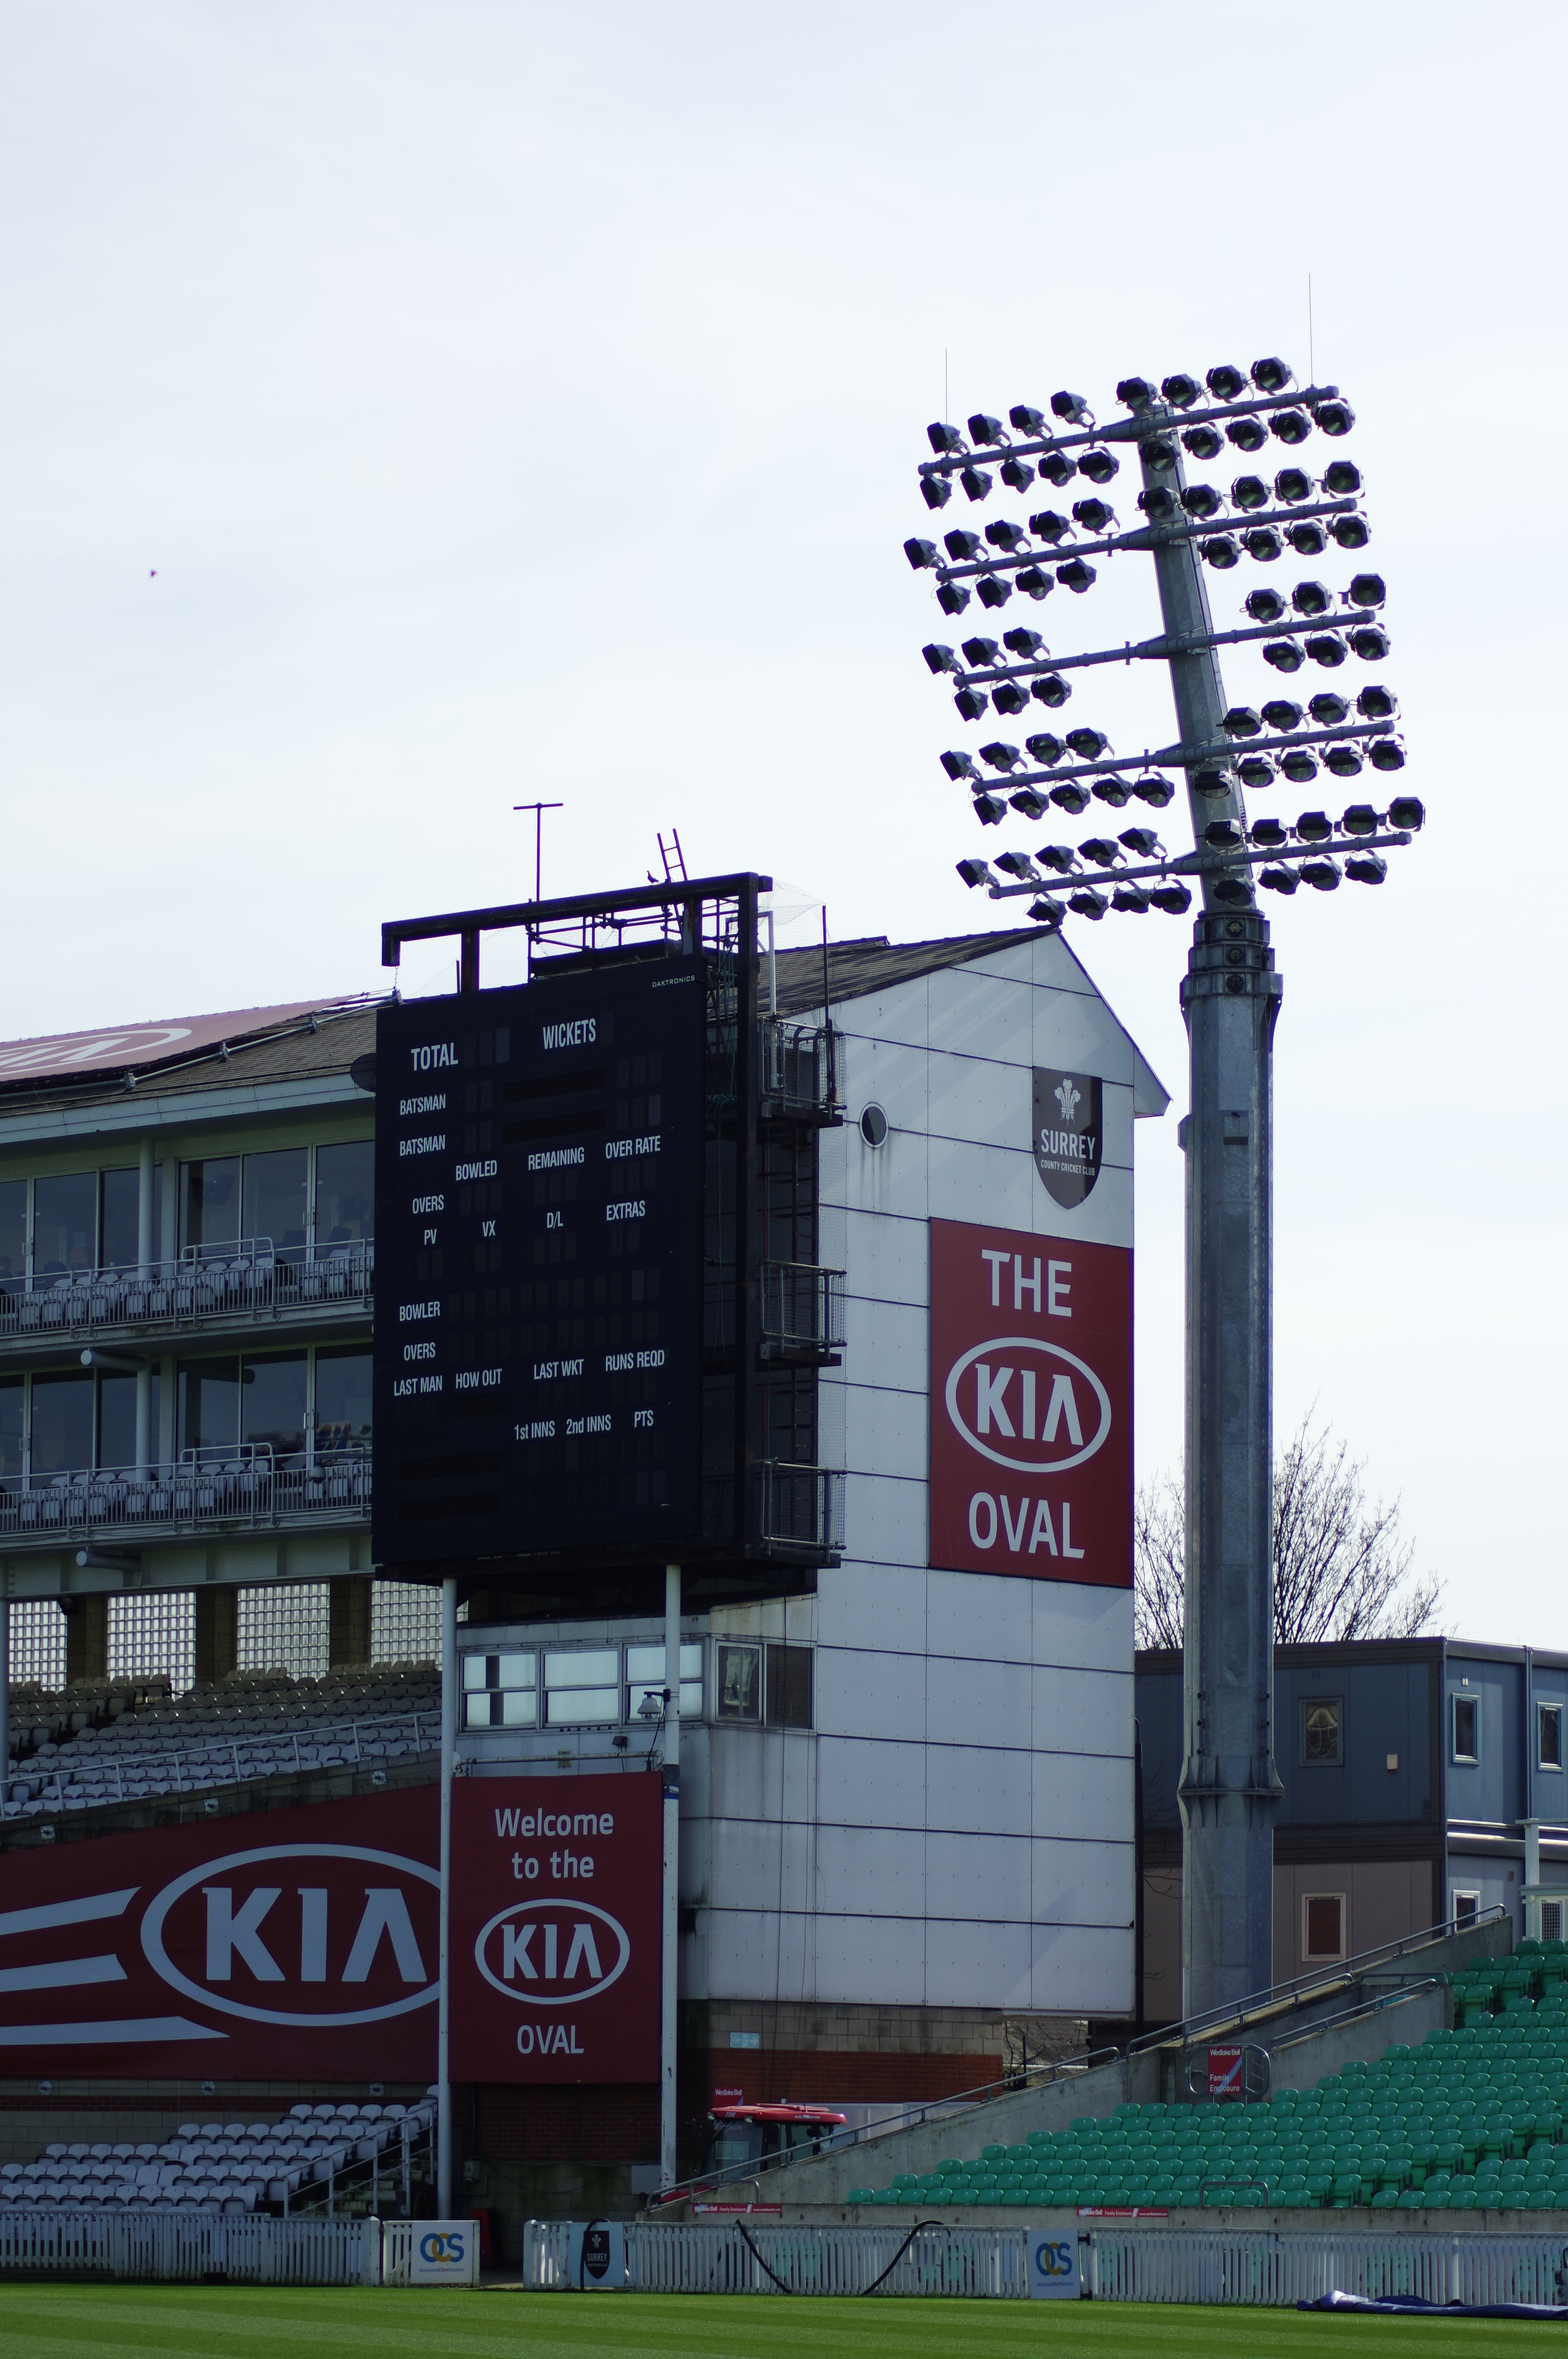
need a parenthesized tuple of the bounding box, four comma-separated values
(1303, 1893, 1346, 1962)
(1452, 1693, 1480, 1764)
(1539, 1703, 1564, 1772)
(1301, 1696, 1342, 1765)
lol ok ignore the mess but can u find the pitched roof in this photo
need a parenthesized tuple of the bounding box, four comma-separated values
(771, 930, 1038, 1018)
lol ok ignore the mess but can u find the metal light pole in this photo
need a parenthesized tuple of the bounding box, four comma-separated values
(905, 360, 1422, 2020)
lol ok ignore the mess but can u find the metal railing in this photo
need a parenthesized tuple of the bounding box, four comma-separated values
(0, 1442, 371, 1550)
(759, 1021, 839, 1122)
(4, 1702, 438, 1818)
(0, 2208, 379, 2283)
(1088, 2226, 1567, 2308)
(757, 1461, 845, 1552)
(760, 1262, 846, 1361)
(0, 1236, 374, 1346)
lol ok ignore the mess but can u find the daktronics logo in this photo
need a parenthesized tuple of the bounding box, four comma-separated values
(140, 1842, 441, 2028)
(473, 1898, 630, 2007)
(942, 1336, 1111, 1475)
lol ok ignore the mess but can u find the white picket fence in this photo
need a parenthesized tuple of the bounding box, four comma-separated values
(522, 2219, 1568, 2306)
(0, 2207, 379, 2284)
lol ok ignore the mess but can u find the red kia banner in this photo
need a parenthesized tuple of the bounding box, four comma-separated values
(0, 1789, 439, 2078)
(930, 1217, 1132, 1587)
(448, 1772, 660, 2084)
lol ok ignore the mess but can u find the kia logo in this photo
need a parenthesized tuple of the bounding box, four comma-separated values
(140, 1843, 440, 2028)
(473, 1898, 630, 2006)
(943, 1335, 1111, 1474)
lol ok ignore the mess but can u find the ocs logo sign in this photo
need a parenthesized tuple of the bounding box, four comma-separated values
(420, 2229, 467, 2266)
(943, 1338, 1111, 1476)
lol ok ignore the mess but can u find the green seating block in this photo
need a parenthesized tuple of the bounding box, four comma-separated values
(847, 2189, 874, 2205)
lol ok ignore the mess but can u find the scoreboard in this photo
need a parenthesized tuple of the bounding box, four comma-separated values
(371, 960, 706, 1568)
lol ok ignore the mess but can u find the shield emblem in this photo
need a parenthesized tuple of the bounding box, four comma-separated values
(1032, 1068, 1103, 1208)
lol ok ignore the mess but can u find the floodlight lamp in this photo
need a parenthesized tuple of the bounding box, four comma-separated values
(1056, 557, 1098, 594)
(1092, 777, 1132, 807)
(1038, 452, 1078, 487)
(920, 476, 952, 511)
(1206, 363, 1248, 401)
(1274, 466, 1314, 504)
(1251, 356, 1295, 393)
(1151, 880, 1193, 914)
(1231, 475, 1270, 513)
(1306, 691, 1350, 727)
(1387, 795, 1424, 831)
(1002, 624, 1046, 658)
(1028, 896, 1067, 929)
(1066, 726, 1111, 760)
(1357, 684, 1398, 722)
(1116, 376, 1159, 408)
(1118, 826, 1162, 858)
(1112, 884, 1152, 913)
(960, 467, 993, 503)
(1131, 774, 1175, 807)
(1037, 844, 1082, 875)
(1260, 696, 1303, 731)
(1258, 863, 1301, 895)
(1140, 486, 1179, 521)
(940, 750, 978, 782)
(956, 858, 992, 887)
(955, 688, 990, 720)
(1311, 398, 1357, 436)
(977, 575, 1013, 610)
(937, 583, 971, 615)
(985, 520, 1027, 553)
(1000, 458, 1037, 493)
(1292, 580, 1332, 617)
(1015, 568, 1054, 600)
(995, 851, 1039, 880)
(1049, 782, 1091, 814)
(1051, 391, 1093, 425)
(1192, 761, 1232, 797)
(1245, 587, 1288, 625)
(905, 536, 939, 570)
(1078, 447, 1120, 485)
(992, 684, 1029, 715)
(1367, 737, 1406, 773)
(1301, 855, 1342, 891)
(1080, 836, 1124, 868)
(980, 740, 1022, 771)
(1347, 571, 1387, 609)
(968, 413, 1005, 447)
(1243, 526, 1285, 562)
(1270, 408, 1312, 445)
(1202, 534, 1241, 570)
(1031, 672, 1071, 707)
(1345, 851, 1388, 885)
(1347, 624, 1391, 661)
(1226, 416, 1269, 453)
(1222, 705, 1263, 738)
(1071, 497, 1116, 533)
(1263, 640, 1305, 673)
(1213, 875, 1253, 907)
(960, 635, 998, 668)
(1323, 457, 1362, 496)
(1010, 404, 1047, 435)
(1237, 753, 1275, 789)
(1009, 788, 1050, 820)
(1068, 887, 1109, 920)
(1331, 513, 1370, 550)
(923, 641, 958, 674)
(1205, 819, 1245, 851)
(973, 792, 1007, 824)
(943, 528, 983, 562)
(1025, 731, 1064, 765)
(1161, 371, 1202, 408)
(1305, 631, 1349, 668)
(1295, 809, 1333, 841)
(1029, 508, 1073, 543)
(1182, 423, 1224, 461)
(1251, 817, 1290, 849)
(1286, 520, 1329, 556)
(928, 422, 967, 455)
(1340, 803, 1378, 836)
(1279, 747, 1320, 784)
(1324, 742, 1364, 778)
(1139, 435, 1179, 472)
(1183, 482, 1226, 520)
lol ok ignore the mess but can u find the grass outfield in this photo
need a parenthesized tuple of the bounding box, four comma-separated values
(0, 2287, 1564, 2359)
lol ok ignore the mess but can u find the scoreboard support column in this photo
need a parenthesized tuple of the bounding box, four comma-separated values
(438, 1574, 457, 2217)
(660, 1561, 681, 2189)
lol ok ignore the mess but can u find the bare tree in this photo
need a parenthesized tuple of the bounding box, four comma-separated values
(1134, 1412, 1442, 1651)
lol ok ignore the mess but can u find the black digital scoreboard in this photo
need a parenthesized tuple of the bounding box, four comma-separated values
(371, 959, 706, 1568)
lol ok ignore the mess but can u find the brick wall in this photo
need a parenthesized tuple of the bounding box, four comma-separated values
(472, 2082, 659, 2164)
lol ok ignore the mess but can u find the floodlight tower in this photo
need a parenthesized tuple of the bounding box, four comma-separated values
(905, 362, 1421, 2016)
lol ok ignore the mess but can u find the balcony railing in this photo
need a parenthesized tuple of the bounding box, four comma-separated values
(758, 1021, 839, 1124)
(3, 1704, 437, 1818)
(0, 1444, 370, 1552)
(759, 1262, 846, 1362)
(0, 1238, 374, 1348)
(758, 1461, 845, 1553)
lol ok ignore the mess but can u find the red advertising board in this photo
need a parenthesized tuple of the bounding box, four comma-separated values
(1208, 2045, 1244, 2100)
(0, 1789, 439, 2078)
(929, 1217, 1132, 1587)
(448, 1772, 660, 2084)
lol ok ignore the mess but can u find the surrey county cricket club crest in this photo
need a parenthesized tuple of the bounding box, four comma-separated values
(1032, 1069, 1103, 1208)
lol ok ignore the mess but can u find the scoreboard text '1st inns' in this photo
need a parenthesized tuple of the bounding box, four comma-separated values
(371, 963, 706, 1567)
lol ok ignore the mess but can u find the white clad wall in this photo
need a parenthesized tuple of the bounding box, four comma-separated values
(697, 935, 1164, 2023)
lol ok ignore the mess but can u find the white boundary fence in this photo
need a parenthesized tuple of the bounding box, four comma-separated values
(523, 2220, 1568, 2306)
(0, 2208, 378, 2284)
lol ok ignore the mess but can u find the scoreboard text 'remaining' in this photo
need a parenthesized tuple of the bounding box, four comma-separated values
(372, 962, 705, 1565)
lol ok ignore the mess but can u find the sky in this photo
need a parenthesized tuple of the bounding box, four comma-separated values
(0, 1, 1562, 1644)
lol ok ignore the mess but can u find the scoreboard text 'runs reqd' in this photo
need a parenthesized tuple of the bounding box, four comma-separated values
(372, 963, 705, 1567)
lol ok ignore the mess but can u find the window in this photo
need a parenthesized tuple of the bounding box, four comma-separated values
(316, 1141, 374, 1245)
(1452, 1692, 1480, 1763)
(1540, 1703, 1564, 1772)
(0, 1179, 24, 1291)
(1303, 1892, 1346, 1962)
(97, 1371, 140, 1469)
(242, 1355, 308, 1464)
(179, 1358, 240, 1454)
(30, 1373, 93, 1474)
(544, 1648, 621, 1725)
(462, 1649, 538, 1728)
(1452, 1889, 1480, 1932)
(1301, 1696, 1343, 1765)
(0, 1378, 22, 1482)
(33, 1173, 95, 1277)
(99, 1168, 140, 1270)
(626, 1643, 702, 1720)
(181, 1158, 240, 1254)
(766, 1643, 813, 1729)
(717, 1642, 761, 1722)
(243, 1148, 308, 1261)
(315, 1350, 371, 1454)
